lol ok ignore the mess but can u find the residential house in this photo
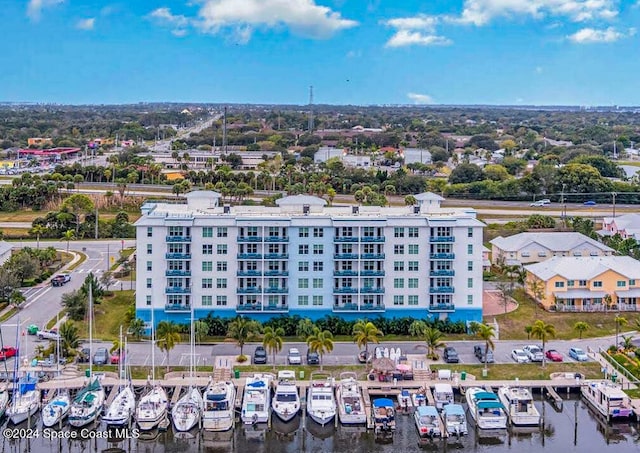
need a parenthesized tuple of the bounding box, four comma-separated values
(0, 241, 12, 266)
(600, 213, 640, 241)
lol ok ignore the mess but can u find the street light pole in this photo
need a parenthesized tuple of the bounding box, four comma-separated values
(612, 192, 617, 218)
(561, 184, 567, 225)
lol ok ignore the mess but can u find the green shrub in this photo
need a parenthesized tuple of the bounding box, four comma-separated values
(22, 278, 36, 287)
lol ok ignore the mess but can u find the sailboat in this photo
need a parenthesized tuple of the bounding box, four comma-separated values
(0, 329, 12, 419)
(69, 286, 105, 428)
(7, 317, 40, 424)
(135, 305, 168, 430)
(171, 306, 203, 432)
(42, 390, 71, 427)
(103, 332, 135, 426)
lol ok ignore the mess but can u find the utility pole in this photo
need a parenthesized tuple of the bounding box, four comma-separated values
(612, 192, 617, 218)
(222, 106, 227, 156)
(94, 207, 98, 240)
(308, 86, 314, 133)
(561, 183, 567, 226)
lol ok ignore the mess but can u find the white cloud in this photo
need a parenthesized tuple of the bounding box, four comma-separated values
(27, 0, 64, 21)
(407, 92, 434, 104)
(535, 66, 543, 74)
(148, 7, 189, 36)
(567, 26, 631, 43)
(385, 15, 439, 32)
(76, 18, 95, 30)
(386, 30, 452, 48)
(171, 29, 188, 37)
(346, 49, 362, 58)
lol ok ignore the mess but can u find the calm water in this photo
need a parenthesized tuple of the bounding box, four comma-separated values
(2, 396, 638, 453)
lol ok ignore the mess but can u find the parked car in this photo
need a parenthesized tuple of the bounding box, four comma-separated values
(474, 345, 494, 363)
(0, 347, 17, 361)
(569, 347, 588, 361)
(443, 346, 459, 363)
(27, 325, 39, 335)
(539, 199, 551, 204)
(37, 329, 60, 341)
(93, 347, 109, 365)
(545, 349, 563, 362)
(523, 345, 544, 362)
(110, 351, 124, 365)
(287, 348, 302, 365)
(253, 346, 267, 364)
(77, 348, 91, 363)
(357, 350, 371, 363)
(306, 350, 320, 365)
(511, 349, 530, 363)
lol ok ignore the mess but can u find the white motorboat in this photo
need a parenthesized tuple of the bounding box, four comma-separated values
(466, 387, 507, 430)
(202, 381, 236, 431)
(434, 383, 454, 410)
(241, 374, 271, 424)
(414, 405, 443, 438)
(581, 381, 634, 421)
(104, 332, 135, 426)
(7, 374, 40, 424)
(443, 403, 468, 436)
(42, 390, 70, 427)
(397, 389, 413, 413)
(336, 372, 366, 424)
(272, 370, 300, 422)
(306, 373, 336, 426)
(412, 388, 427, 409)
(497, 386, 541, 426)
(136, 385, 169, 430)
(68, 376, 105, 427)
(172, 386, 204, 432)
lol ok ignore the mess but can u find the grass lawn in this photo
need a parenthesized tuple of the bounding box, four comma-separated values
(624, 388, 640, 398)
(490, 289, 636, 341)
(2, 228, 31, 238)
(430, 362, 603, 380)
(74, 290, 134, 341)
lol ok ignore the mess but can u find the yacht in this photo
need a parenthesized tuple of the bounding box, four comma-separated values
(241, 374, 271, 424)
(372, 398, 396, 435)
(336, 372, 366, 424)
(306, 373, 336, 426)
(7, 374, 40, 424)
(581, 381, 634, 421)
(443, 403, 468, 436)
(497, 386, 541, 426)
(202, 381, 236, 431)
(42, 390, 70, 427)
(414, 405, 443, 438)
(434, 383, 454, 410)
(465, 387, 507, 430)
(172, 386, 204, 432)
(272, 370, 300, 422)
(136, 385, 169, 430)
(68, 376, 105, 427)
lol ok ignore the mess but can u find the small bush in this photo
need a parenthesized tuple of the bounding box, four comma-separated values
(237, 355, 248, 363)
(22, 278, 36, 287)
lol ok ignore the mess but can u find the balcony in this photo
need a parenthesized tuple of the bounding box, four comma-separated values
(237, 236, 262, 242)
(360, 270, 385, 276)
(430, 236, 455, 243)
(237, 270, 262, 276)
(237, 253, 262, 259)
(428, 303, 456, 312)
(236, 287, 261, 294)
(360, 287, 385, 294)
(265, 236, 289, 242)
(165, 287, 191, 294)
(430, 270, 455, 277)
(361, 236, 385, 242)
(165, 270, 191, 277)
(264, 253, 289, 260)
(334, 236, 357, 242)
(360, 253, 385, 260)
(333, 304, 359, 311)
(236, 304, 262, 312)
(334, 253, 359, 260)
(164, 304, 191, 312)
(264, 304, 289, 312)
(430, 253, 455, 260)
(333, 270, 358, 277)
(166, 236, 192, 242)
(430, 286, 455, 294)
(264, 287, 288, 294)
(361, 304, 385, 311)
(263, 270, 289, 276)
(165, 253, 191, 260)
(333, 287, 358, 294)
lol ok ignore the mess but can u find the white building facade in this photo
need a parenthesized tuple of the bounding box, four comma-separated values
(135, 191, 484, 328)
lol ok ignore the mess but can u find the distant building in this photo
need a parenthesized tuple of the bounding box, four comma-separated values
(402, 148, 432, 165)
(27, 138, 53, 147)
(314, 147, 345, 164)
(342, 154, 371, 168)
(153, 150, 277, 170)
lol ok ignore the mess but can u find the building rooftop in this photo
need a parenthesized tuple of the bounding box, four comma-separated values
(490, 232, 614, 253)
(525, 255, 640, 281)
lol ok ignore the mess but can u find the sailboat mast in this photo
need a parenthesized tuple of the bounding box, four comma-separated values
(190, 303, 194, 379)
(151, 298, 155, 383)
(89, 284, 93, 378)
(118, 325, 123, 385)
(11, 316, 20, 410)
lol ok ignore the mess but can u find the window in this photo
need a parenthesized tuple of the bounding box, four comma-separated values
(313, 244, 323, 255)
(521, 252, 531, 257)
(593, 281, 603, 287)
(408, 227, 419, 238)
(467, 244, 473, 255)
(617, 280, 626, 287)
(538, 252, 547, 257)
(202, 278, 212, 289)
(394, 261, 404, 271)
(298, 278, 309, 289)
(202, 227, 213, 238)
(147, 244, 152, 254)
(467, 278, 473, 288)
(216, 295, 227, 306)
(408, 261, 419, 271)
(216, 261, 227, 272)
(313, 295, 323, 306)
(202, 295, 212, 306)
(408, 295, 419, 305)
(202, 244, 213, 255)
(313, 278, 323, 289)
(394, 278, 404, 289)
(554, 281, 565, 288)
(146, 295, 151, 306)
(467, 261, 473, 271)
(313, 261, 323, 272)
(298, 295, 309, 306)
(467, 295, 473, 305)
(567, 280, 574, 287)
(468, 227, 473, 238)
(217, 227, 227, 238)
(146, 227, 152, 238)
(299, 228, 309, 237)
(202, 261, 213, 272)
(393, 295, 404, 305)
(298, 261, 309, 272)
(216, 278, 227, 289)
(313, 228, 324, 238)
(630, 279, 636, 286)
(579, 280, 587, 286)
(146, 278, 152, 289)
(146, 261, 152, 271)
(394, 227, 405, 238)
(408, 244, 419, 255)
(299, 245, 309, 255)
(394, 245, 405, 255)
(408, 278, 419, 289)
(573, 252, 582, 256)
(217, 244, 227, 255)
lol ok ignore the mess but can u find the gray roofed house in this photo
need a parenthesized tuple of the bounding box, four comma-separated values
(600, 213, 640, 241)
(0, 241, 12, 267)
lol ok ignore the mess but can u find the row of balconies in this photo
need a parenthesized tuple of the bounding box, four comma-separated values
(237, 236, 289, 242)
(237, 253, 289, 260)
(163, 302, 456, 313)
(166, 235, 453, 244)
(165, 269, 448, 278)
(164, 252, 454, 261)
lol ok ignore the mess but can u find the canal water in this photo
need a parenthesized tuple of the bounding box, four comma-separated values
(2, 396, 638, 453)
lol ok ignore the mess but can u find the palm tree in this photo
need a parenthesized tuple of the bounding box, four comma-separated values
(475, 323, 496, 371)
(226, 316, 261, 359)
(352, 321, 383, 364)
(306, 328, 334, 371)
(156, 321, 181, 371)
(262, 326, 284, 370)
(59, 321, 80, 358)
(424, 327, 446, 360)
(614, 315, 628, 347)
(62, 229, 75, 252)
(573, 321, 590, 339)
(620, 335, 635, 352)
(128, 318, 145, 340)
(110, 338, 124, 354)
(29, 225, 46, 249)
(530, 320, 556, 367)
(524, 325, 533, 340)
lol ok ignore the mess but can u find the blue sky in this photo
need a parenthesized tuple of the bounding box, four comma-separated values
(4, 0, 640, 105)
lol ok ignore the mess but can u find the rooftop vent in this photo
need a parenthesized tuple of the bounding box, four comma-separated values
(303, 205, 310, 215)
(413, 206, 420, 214)
(223, 206, 231, 214)
(352, 206, 359, 214)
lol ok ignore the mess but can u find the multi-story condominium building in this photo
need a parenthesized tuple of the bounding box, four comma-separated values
(135, 191, 484, 328)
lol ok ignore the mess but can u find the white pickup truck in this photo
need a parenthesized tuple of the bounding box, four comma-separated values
(37, 329, 60, 341)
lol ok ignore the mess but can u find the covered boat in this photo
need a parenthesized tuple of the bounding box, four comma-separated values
(336, 372, 366, 424)
(241, 374, 271, 424)
(42, 390, 70, 427)
(465, 388, 507, 430)
(414, 405, 443, 438)
(7, 375, 40, 424)
(372, 398, 396, 435)
(443, 403, 468, 436)
(68, 377, 105, 427)
(203, 381, 236, 431)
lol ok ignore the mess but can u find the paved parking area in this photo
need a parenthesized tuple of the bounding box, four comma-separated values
(483, 289, 518, 316)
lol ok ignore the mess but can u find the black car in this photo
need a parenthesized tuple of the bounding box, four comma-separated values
(443, 346, 459, 363)
(253, 346, 267, 364)
(306, 350, 320, 365)
(76, 348, 91, 363)
(474, 345, 494, 363)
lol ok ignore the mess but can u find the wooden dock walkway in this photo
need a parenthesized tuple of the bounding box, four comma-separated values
(544, 386, 564, 410)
